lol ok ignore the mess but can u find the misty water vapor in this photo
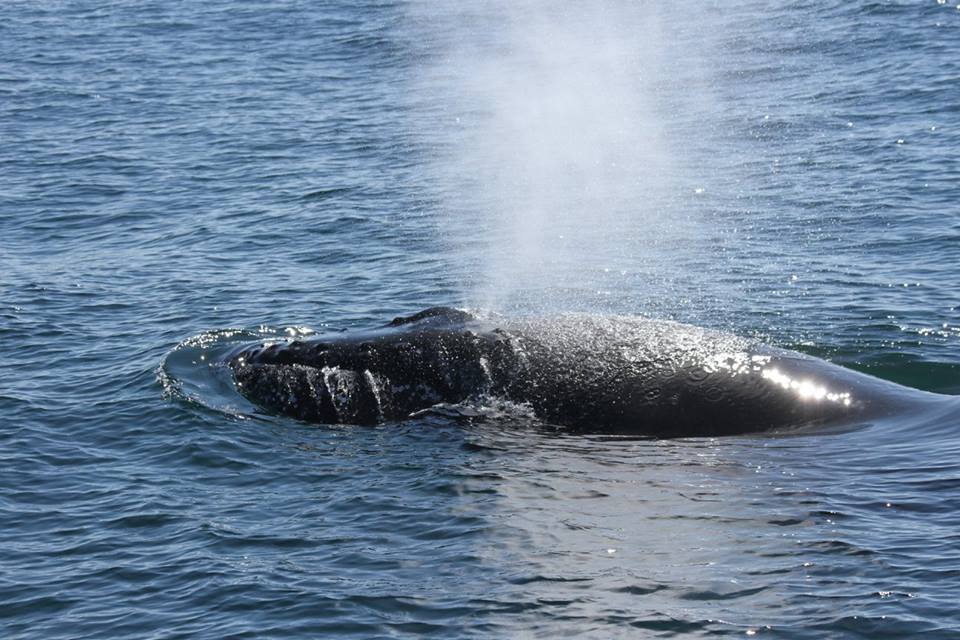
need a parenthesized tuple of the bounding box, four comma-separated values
(410, 2, 717, 314)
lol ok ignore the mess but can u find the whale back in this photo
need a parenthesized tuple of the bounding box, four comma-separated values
(490, 315, 866, 436)
(227, 309, 934, 435)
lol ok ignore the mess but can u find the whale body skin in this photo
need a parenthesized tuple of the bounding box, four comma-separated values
(225, 307, 951, 437)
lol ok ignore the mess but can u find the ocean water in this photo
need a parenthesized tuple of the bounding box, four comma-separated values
(3, 1, 960, 637)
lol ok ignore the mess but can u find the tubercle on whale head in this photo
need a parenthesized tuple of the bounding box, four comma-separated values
(387, 306, 477, 328)
(223, 322, 502, 424)
(227, 338, 335, 368)
(231, 358, 386, 425)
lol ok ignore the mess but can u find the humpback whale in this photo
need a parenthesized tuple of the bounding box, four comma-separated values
(225, 307, 954, 437)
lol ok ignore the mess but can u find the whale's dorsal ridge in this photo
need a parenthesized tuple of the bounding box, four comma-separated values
(386, 306, 475, 328)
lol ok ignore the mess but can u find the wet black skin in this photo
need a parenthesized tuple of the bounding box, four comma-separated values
(226, 307, 952, 437)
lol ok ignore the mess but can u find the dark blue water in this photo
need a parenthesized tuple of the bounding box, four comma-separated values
(3, 1, 960, 637)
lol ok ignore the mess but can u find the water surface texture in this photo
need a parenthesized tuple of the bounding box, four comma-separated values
(3, 1, 960, 637)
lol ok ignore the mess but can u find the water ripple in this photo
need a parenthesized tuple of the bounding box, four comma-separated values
(3, 0, 960, 637)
